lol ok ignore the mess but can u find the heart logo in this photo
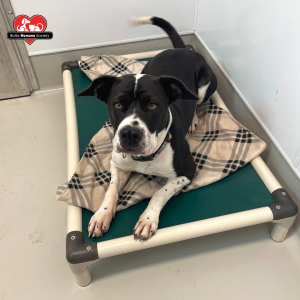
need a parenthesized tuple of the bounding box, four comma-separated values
(13, 15, 47, 44)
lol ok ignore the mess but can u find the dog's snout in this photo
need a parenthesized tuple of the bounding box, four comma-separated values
(120, 126, 143, 144)
(132, 130, 142, 142)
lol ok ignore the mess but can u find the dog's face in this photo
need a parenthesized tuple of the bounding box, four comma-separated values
(78, 74, 198, 155)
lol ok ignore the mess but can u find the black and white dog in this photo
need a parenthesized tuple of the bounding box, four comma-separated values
(77, 17, 217, 240)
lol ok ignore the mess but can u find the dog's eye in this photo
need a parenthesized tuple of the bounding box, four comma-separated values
(148, 103, 157, 110)
(114, 102, 122, 109)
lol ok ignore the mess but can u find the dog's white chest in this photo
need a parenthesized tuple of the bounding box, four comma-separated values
(111, 144, 176, 178)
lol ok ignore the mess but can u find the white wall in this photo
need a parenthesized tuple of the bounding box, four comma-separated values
(11, 0, 300, 177)
(11, 0, 196, 56)
(195, 0, 300, 178)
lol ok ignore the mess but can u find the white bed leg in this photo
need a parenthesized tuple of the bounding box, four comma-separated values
(69, 263, 92, 287)
(271, 216, 296, 242)
(68, 262, 93, 287)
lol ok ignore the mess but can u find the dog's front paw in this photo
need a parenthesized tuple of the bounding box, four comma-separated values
(88, 208, 114, 238)
(133, 211, 159, 241)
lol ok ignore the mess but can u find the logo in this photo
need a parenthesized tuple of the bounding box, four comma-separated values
(7, 15, 53, 45)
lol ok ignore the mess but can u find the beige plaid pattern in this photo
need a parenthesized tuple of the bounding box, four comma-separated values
(79, 55, 147, 81)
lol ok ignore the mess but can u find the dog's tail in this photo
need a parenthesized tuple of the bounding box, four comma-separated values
(129, 16, 185, 49)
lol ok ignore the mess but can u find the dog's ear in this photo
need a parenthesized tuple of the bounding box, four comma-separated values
(77, 76, 116, 103)
(159, 76, 199, 104)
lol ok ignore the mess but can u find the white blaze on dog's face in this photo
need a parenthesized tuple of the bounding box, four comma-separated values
(77, 74, 199, 156)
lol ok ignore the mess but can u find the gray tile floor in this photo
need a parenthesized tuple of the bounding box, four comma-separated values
(1, 90, 300, 300)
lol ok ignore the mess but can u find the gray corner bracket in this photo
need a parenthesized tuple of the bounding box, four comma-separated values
(66, 231, 99, 264)
(185, 45, 194, 51)
(269, 188, 298, 220)
(61, 60, 80, 73)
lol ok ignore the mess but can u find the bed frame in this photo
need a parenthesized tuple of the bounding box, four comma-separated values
(61, 49, 298, 286)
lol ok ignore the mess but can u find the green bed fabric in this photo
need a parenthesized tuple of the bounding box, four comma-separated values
(71, 60, 274, 244)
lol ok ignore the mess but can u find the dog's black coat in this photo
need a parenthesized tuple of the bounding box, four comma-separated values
(141, 48, 217, 180)
(78, 17, 217, 181)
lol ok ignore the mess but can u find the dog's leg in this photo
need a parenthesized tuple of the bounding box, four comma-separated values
(133, 176, 191, 240)
(197, 82, 211, 105)
(188, 112, 199, 134)
(88, 164, 131, 238)
(188, 82, 210, 134)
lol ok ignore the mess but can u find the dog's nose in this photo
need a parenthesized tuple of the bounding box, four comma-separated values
(119, 126, 142, 144)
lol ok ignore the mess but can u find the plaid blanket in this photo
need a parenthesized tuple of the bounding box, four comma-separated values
(56, 55, 266, 212)
(79, 55, 147, 80)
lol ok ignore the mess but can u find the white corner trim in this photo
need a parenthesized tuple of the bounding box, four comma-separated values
(193, 0, 200, 32)
(194, 31, 300, 180)
(293, 148, 300, 168)
(28, 31, 194, 56)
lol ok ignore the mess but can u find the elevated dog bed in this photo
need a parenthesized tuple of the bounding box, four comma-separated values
(61, 49, 298, 287)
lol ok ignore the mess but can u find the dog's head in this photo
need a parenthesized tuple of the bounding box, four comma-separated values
(77, 74, 198, 156)
(22, 18, 30, 25)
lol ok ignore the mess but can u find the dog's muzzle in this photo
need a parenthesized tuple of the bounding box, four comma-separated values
(117, 125, 145, 154)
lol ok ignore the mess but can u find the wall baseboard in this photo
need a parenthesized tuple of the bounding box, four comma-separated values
(30, 34, 196, 90)
(28, 31, 194, 56)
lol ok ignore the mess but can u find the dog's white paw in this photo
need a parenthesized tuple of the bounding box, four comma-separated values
(133, 210, 159, 241)
(188, 113, 199, 134)
(88, 208, 114, 238)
